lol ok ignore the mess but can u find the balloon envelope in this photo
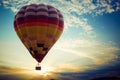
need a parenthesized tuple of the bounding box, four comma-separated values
(14, 4, 64, 63)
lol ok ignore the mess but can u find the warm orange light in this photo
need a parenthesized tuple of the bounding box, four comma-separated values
(34, 66, 53, 76)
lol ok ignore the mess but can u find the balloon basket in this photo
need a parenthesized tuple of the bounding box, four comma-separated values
(36, 63, 41, 70)
(36, 66, 41, 70)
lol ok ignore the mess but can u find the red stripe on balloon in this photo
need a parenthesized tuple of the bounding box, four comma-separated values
(15, 23, 63, 31)
(24, 22, 48, 26)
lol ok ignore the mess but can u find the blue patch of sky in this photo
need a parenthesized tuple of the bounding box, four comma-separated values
(65, 0, 72, 2)
(61, 11, 83, 39)
(66, 12, 86, 38)
(0, 0, 2, 4)
(111, 0, 120, 10)
(62, 27, 83, 39)
(0, 5, 17, 42)
(70, 11, 80, 17)
(82, 11, 120, 44)
(92, 0, 99, 5)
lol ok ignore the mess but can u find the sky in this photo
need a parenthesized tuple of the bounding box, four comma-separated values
(0, 0, 120, 80)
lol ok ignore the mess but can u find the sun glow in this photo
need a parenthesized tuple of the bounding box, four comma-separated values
(34, 66, 53, 76)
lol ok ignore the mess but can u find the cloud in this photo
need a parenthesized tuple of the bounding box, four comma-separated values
(53, 38, 120, 71)
(1, 0, 120, 22)
(53, 63, 82, 72)
(89, 66, 120, 79)
(1, 67, 119, 80)
(10, 7, 18, 12)
(0, 65, 61, 80)
(96, 71, 120, 78)
(0, 65, 90, 80)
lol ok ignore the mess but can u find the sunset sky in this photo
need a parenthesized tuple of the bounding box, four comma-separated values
(0, 0, 120, 80)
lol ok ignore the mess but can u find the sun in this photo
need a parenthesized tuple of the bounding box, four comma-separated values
(40, 67, 48, 74)
(34, 66, 53, 76)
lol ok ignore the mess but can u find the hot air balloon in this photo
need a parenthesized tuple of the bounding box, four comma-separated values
(14, 4, 64, 70)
